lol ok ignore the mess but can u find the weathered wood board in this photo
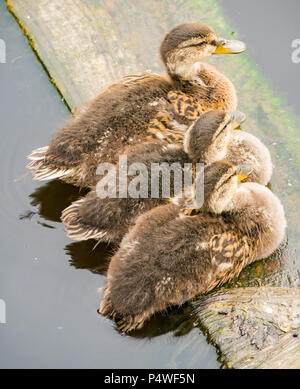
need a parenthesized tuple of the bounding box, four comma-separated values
(194, 287, 300, 369)
(7, 0, 300, 368)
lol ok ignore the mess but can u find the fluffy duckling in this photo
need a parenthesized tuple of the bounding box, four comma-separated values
(61, 110, 272, 243)
(183, 110, 272, 185)
(99, 160, 286, 332)
(27, 22, 246, 187)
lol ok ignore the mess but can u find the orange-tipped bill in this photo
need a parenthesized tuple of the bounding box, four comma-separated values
(213, 38, 247, 55)
(235, 165, 253, 182)
(230, 111, 246, 130)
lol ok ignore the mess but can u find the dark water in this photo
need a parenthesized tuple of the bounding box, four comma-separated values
(218, 0, 300, 289)
(0, 0, 299, 368)
(219, 0, 300, 118)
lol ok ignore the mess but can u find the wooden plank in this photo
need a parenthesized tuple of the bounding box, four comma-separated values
(194, 287, 300, 369)
(7, 0, 300, 368)
(6, 0, 167, 110)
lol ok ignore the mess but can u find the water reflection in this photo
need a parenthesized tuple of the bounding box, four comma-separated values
(65, 240, 114, 275)
(28, 180, 89, 222)
(129, 304, 198, 339)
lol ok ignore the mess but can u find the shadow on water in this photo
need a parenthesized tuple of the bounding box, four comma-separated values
(65, 240, 114, 275)
(24, 180, 88, 222)
(128, 304, 198, 339)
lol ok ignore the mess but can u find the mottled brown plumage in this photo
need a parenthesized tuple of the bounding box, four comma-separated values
(27, 22, 246, 187)
(99, 161, 286, 332)
(61, 110, 272, 244)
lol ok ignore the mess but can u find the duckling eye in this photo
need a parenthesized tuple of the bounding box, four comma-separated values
(217, 172, 235, 190)
(185, 41, 206, 48)
(224, 174, 234, 183)
(215, 123, 227, 139)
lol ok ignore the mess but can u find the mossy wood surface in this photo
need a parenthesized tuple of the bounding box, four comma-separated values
(194, 287, 300, 369)
(7, 0, 300, 368)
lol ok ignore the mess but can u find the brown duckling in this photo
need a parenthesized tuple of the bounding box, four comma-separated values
(183, 110, 272, 185)
(27, 22, 246, 187)
(99, 160, 286, 332)
(61, 110, 272, 243)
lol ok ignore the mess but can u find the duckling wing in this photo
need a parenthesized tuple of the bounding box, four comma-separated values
(146, 111, 188, 144)
(146, 90, 203, 144)
(121, 73, 191, 144)
(168, 90, 202, 120)
(181, 198, 254, 289)
(206, 231, 253, 291)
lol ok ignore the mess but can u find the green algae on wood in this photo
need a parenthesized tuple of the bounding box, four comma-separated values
(194, 286, 300, 369)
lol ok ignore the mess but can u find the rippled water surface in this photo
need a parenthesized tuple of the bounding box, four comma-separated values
(0, 0, 299, 368)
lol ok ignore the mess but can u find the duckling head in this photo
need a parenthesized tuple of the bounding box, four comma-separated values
(202, 160, 252, 214)
(184, 110, 246, 162)
(160, 22, 246, 80)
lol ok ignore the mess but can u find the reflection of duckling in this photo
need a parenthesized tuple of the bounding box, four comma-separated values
(27, 22, 246, 187)
(61, 110, 272, 243)
(99, 161, 286, 332)
(28, 180, 87, 223)
(65, 240, 113, 275)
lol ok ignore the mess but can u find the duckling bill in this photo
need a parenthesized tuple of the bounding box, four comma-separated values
(27, 22, 246, 187)
(99, 161, 286, 333)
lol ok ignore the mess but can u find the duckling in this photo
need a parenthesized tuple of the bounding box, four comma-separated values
(183, 110, 273, 185)
(27, 22, 246, 187)
(61, 110, 272, 243)
(99, 160, 286, 332)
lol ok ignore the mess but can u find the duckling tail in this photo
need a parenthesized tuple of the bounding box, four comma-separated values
(27, 145, 73, 181)
(27, 145, 49, 161)
(61, 198, 107, 241)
